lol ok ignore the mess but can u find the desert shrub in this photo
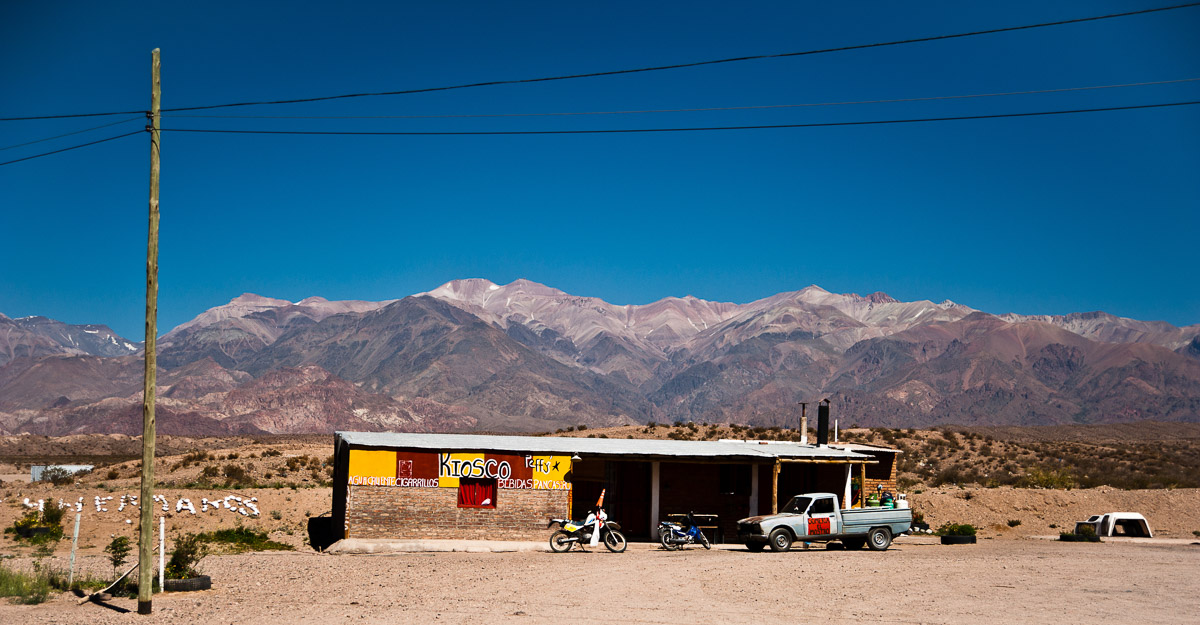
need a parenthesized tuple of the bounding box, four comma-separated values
(1019, 467, 1076, 490)
(1059, 525, 1101, 543)
(576, 425, 587, 431)
(106, 469, 120, 480)
(0, 561, 52, 604)
(40, 467, 76, 486)
(200, 465, 220, 478)
(165, 533, 209, 579)
(646, 421, 658, 429)
(195, 527, 293, 554)
(936, 523, 976, 537)
(5, 509, 64, 544)
(261, 449, 282, 457)
(1007, 519, 1022, 528)
(222, 464, 250, 486)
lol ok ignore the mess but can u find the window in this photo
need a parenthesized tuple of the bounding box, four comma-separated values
(809, 497, 835, 514)
(457, 478, 496, 509)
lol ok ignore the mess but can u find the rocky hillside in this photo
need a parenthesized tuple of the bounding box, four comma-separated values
(1, 279, 1198, 434)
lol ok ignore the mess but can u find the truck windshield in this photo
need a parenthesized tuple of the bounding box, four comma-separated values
(782, 497, 811, 514)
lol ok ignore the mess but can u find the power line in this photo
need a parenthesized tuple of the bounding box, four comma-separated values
(0, 130, 143, 167)
(158, 100, 1200, 137)
(158, 77, 1200, 121)
(0, 117, 143, 152)
(3, 2, 1198, 122)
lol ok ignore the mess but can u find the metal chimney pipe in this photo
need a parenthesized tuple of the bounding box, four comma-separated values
(817, 399, 830, 446)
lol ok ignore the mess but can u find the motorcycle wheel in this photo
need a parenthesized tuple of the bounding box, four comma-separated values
(700, 532, 711, 550)
(549, 530, 573, 553)
(660, 531, 679, 551)
(605, 530, 628, 553)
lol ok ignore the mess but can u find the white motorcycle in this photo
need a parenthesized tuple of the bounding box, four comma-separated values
(547, 507, 627, 553)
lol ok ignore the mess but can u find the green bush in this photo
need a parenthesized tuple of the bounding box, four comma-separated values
(165, 533, 209, 580)
(0, 561, 52, 604)
(40, 467, 79, 486)
(936, 523, 977, 537)
(4, 509, 64, 544)
(1060, 524, 1101, 542)
(195, 527, 293, 554)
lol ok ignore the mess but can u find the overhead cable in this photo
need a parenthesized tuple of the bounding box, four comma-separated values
(158, 77, 1200, 120)
(0, 130, 143, 167)
(0, 117, 143, 152)
(158, 100, 1200, 137)
(3, 2, 1197, 121)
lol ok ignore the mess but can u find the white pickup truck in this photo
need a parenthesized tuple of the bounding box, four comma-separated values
(737, 492, 913, 552)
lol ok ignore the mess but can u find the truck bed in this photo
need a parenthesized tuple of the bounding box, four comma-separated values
(841, 506, 913, 536)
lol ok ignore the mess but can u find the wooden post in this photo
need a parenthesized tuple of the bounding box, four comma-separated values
(860, 463, 866, 507)
(771, 459, 780, 514)
(137, 47, 161, 616)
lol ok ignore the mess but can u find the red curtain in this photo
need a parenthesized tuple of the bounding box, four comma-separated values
(458, 478, 496, 508)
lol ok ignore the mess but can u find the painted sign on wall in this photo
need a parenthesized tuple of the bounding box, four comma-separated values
(347, 449, 572, 490)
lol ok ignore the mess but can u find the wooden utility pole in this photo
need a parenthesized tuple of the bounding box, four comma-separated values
(137, 47, 161, 616)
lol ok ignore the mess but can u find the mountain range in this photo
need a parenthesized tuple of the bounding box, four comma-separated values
(1, 280, 1197, 435)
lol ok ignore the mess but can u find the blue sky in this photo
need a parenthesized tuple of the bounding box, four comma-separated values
(2, 1, 1198, 338)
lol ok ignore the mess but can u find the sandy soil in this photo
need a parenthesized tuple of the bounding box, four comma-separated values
(2, 538, 1198, 624)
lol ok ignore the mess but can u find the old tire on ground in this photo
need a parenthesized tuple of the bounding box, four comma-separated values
(768, 528, 793, 552)
(745, 542, 765, 552)
(867, 527, 892, 551)
(605, 530, 627, 553)
(940, 535, 977, 545)
(163, 575, 211, 592)
(549, 530, 573, 553)
(843, 538, 865, 550)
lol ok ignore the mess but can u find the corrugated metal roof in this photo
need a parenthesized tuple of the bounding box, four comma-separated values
(829, 443, 903, 454)
(335, 432, 869, 461)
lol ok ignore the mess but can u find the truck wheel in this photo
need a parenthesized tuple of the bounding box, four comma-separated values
(867, 527, 892, 551)
(843, 538, 865, 550)
(768, 528, 793, 552)
(746, 542, 765, 552)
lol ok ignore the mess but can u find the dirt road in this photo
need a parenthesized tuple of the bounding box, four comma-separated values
(3, 537, 1198, 624)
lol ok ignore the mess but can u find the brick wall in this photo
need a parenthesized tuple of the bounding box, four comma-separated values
(346, 485, 570, 540)
(862, 451, 900, 501)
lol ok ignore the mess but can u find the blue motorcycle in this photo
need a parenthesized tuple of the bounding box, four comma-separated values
(658, 513, 711, 550)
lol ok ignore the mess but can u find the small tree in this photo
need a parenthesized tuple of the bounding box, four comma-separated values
(165, 533, 209, 579)
(104, 535, 132, 577)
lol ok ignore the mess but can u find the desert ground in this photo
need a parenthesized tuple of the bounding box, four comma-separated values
(1, 538, 1199, 624)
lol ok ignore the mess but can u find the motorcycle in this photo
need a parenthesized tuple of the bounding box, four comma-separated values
(659, 512, 711, 550)
(548, 507, 627, 553)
